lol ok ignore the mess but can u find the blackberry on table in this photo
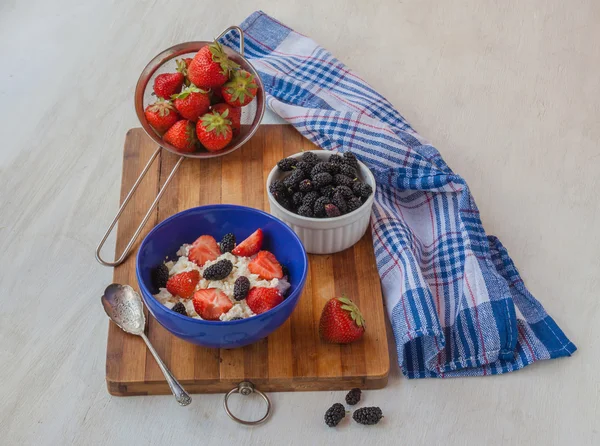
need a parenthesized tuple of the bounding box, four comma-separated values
(219, 233, 235, 253)
(233, 276, 250, 301)
(334, 174, 354, 187)
(320, 184, 335, 198)
(302, 191, 320, 209)
(339, 164, 357, 178)
(292, 191, 304, 208)
(353, 182, 373, 199)
(332, 192, 348, 214)
(312, 172, 333, 188)
(313, 196, 332, 217)
(301, 151, 319, 166)
(297, 205, 314, 217)
(347, 197, 363, 213)
(172, 302, 187, 316)
(324, 403, 347, 427)
(342, 152, 360, 170)
(277, 157, 297, 171)
(345, 388, 361, 405)
(352, 407, 383, 425)
(283, 169, 305, 189)
(299, 179, 313, 193)
(295, 161, 314, 176)
(325, 203, 341, 217)
(151, 264, 169, 289)
(329, 153, 343, 164)
(203, 259, 233, 281)
(336, 185, 354, 200)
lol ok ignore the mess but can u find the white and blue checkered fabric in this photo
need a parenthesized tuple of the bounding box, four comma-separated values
(222, 11, 576, 378)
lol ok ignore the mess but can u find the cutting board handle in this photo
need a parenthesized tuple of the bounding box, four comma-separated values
(224, 381, 271, 425)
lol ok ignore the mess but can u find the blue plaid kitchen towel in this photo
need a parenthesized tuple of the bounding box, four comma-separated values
(221, 11, 577, 378)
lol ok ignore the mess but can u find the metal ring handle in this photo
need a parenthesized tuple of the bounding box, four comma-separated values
(223, 381, 271, 426)
(95, 147, 184, 267)
(216, 25, 244, 56)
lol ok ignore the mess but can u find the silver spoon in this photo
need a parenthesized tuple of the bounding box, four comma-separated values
(101, 283, 192, 406)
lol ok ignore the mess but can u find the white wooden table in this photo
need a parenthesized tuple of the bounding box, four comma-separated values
(1, 1, 598, 444)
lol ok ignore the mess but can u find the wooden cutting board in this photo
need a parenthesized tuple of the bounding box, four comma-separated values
(106, 125, 389, 395)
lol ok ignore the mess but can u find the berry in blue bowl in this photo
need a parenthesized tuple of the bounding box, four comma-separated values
(136, 204, 308, 349)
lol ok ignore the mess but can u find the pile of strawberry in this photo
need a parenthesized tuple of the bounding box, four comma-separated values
(157, 229, 288, 321)
(144, 41, 258, 153)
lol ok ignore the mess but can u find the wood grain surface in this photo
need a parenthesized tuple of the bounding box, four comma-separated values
(105, 126, 389, 395)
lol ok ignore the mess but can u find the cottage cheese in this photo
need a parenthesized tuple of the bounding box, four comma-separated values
(154, 244, 291, 321)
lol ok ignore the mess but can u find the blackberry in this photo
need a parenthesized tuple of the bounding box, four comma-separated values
(277, 157, 297, 171)
(320, 184, 335, 198)
(314, 196, 332, 217)
(172, 302, 187, 316)
(292, 191, 304, 208)
(230, 317, 243, 321)
(298, 179, 313, 193)
(311, 162, 334, 177)
(233, 276, 250, 301)
(277, 196, 292, 210)
(302, 191, 320, 209)
(347, 197, 363, 213)
(283, 169, 305, 189)
(219, 233, 235, 253)
(281, 264, 290, 278)
(324, 403, 347, 427)
(297, 205, 314, 217)
(332, 192, 348, 214)
(334, 174, 354, 187)
(352, 407, 383, 425)
(203, 259, 233, 281)
(325, 203, 341, 217)
(336, 185, 354, 201)
(345, 388, 361, 405)
(269, 180, 287, 200)
(339, 164, 357, 178)
(301, 151, 319, 165)
(342, 152, 360, 170)
(353, 182, 373, 199)
(329, 153, 343, 164)
(151, 264, 169, 289)
(312, 172, 333, 188)
(295, 161, 314, 176)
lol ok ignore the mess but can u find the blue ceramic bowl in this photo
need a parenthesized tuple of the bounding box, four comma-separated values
(136, 205, 308, 349)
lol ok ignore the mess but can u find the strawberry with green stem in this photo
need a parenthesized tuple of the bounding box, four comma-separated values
(144, 99, 180, 134)
(188, 41, 239, 89)
(172, 85, 210, 122)
(163, 120, 197, 153)
(211, 103, 241, 136)
(196, 109, 232, 152)
(319, 296, 365, 344)
(153, 72, 184, 99)
(221, 69, 258, 107)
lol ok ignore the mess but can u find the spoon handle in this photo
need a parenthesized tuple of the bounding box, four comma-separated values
(140, 332, 192, 406)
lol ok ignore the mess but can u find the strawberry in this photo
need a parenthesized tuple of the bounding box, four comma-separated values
(221, 70, 258, 107)
(196, 110, 232, 152)
(176, 58, 194, 86)
(153, 72, 184, 99)
(166, 270, 200, 299)
(248, 251, 283, 280)
(144, 99, 180, 134)
(172, 85, 210, 122)
(211, 103, 241, 136)
(192, 289, 233, 320)
(163, 120, 197, 153)
(319, 296, 365, 344)
(188, 235, 220, 267)
(246, 287, 283, 314)
(188, 41, 239, 89)
(232, 229, 263, 257)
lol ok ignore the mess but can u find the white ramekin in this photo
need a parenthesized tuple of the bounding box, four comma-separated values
(266, 150, 376, 254)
